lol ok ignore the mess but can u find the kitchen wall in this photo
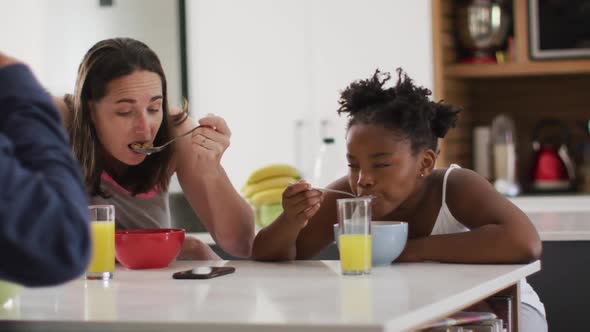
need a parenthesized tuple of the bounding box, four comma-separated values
(0, 0, 182, 109)
(185, 0, 433, 188)
(1, 0, 432, 191)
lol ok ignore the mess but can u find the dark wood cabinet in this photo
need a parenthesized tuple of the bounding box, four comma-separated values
(527, 241, 590, 331)
(431, 1, 590, 192)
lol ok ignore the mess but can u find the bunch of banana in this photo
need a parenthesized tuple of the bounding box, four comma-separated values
(242, 164, 300, 227)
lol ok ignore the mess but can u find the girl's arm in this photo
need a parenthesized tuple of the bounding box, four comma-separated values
(398, 168, 542, 263)
(172, 113, 254, 258)
(252, 178, 345, 261)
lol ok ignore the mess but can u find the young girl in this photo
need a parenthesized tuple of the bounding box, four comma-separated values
(252, 69, 546, 331)
(62, 38, 254, 259)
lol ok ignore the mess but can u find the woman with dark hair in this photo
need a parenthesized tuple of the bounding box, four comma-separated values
(252, 69, 546, 331)
(62, 38, 254, 259)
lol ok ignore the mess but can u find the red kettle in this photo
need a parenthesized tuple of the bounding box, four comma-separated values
(530, 119, 575, 192)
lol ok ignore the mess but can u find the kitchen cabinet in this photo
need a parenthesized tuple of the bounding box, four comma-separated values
(431, 0, 590, 193)
(510, 195, 590, 331)
(527, 241, 590, 332)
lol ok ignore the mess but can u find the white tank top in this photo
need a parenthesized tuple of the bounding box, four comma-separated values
(431, 165, 545, 316)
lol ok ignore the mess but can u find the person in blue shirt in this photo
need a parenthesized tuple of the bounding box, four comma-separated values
(0, 53, 91, 286)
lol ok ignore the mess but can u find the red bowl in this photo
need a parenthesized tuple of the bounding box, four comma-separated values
(115, 228, 185, 269)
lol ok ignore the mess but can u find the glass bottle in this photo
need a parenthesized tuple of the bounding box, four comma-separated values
(312, 136, 347, 188)
(490, 114, 520, 196)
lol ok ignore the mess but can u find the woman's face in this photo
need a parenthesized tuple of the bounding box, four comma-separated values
(346, 123, 421, 219)
(90, 70, 164, 167)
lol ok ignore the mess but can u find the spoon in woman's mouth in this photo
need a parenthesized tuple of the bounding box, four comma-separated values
(129, 125, 203, 155)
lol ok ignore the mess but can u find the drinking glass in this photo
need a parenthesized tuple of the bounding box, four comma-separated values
(86, 205, 115, 280)
(337, 197, 372, 275)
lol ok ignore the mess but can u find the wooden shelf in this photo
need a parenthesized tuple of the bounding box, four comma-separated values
(439, 0, 590, 80)
(432, 0, 590, 188)
(445, 59, 590, 78)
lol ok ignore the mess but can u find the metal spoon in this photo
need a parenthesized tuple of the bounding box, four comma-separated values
(311, 187, 357, 197)
(313, 187, 377, 200)
(129, 125, 203, 155)
(287, 181, 357, 197)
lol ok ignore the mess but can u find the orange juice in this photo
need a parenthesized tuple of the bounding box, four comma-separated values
(339, 234, 372, 274)
(87, 221, 115, 275)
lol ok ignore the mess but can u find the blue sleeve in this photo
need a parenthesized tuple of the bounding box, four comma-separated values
(0, 64, 91, 287)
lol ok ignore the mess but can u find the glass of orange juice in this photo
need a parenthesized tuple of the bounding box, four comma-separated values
(337, 197, 372, 275)
(87, 205, 115, 280)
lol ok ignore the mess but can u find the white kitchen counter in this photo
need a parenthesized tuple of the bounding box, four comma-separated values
(510, 195, 590, 241)
(509, 195, 590, 213)
(0, 260, 539, 332)
(190, 231, 216, 245)
(525, 211, 590, 241)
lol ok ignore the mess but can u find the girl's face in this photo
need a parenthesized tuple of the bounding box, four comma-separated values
(90, 70, 164, 168)
(346, 123, 422, 219)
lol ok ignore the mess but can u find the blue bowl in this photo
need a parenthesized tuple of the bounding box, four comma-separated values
(333, 221, 408, 266)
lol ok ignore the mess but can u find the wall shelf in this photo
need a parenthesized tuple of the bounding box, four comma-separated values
(432, 0, 590, 194)
(445, 60, 590, 78)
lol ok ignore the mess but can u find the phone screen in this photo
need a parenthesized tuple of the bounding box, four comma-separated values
(173, 266, 235, 279)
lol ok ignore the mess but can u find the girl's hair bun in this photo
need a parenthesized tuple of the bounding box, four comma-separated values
(337, 68, 461, 152)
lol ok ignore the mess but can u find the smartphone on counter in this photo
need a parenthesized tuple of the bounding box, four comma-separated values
(172, 266, 236, 280)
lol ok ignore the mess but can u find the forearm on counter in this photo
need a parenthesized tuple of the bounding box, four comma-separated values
(252, 213, 302, 261)
(400, 224, 541, 264)
(181, 167, 255, 258)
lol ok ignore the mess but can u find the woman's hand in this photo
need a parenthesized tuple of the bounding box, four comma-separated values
(177, 236, 220, 260)
(189, 114, 231, 172)
(281, 180, 324, 229)
(0, 53, 19, 69)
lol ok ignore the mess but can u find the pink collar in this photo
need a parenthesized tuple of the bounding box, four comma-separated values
(101, 171, 160, 198)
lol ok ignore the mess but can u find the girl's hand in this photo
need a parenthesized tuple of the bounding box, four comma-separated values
(190, 114, 231, 170)
(281, 180, 324, 229)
